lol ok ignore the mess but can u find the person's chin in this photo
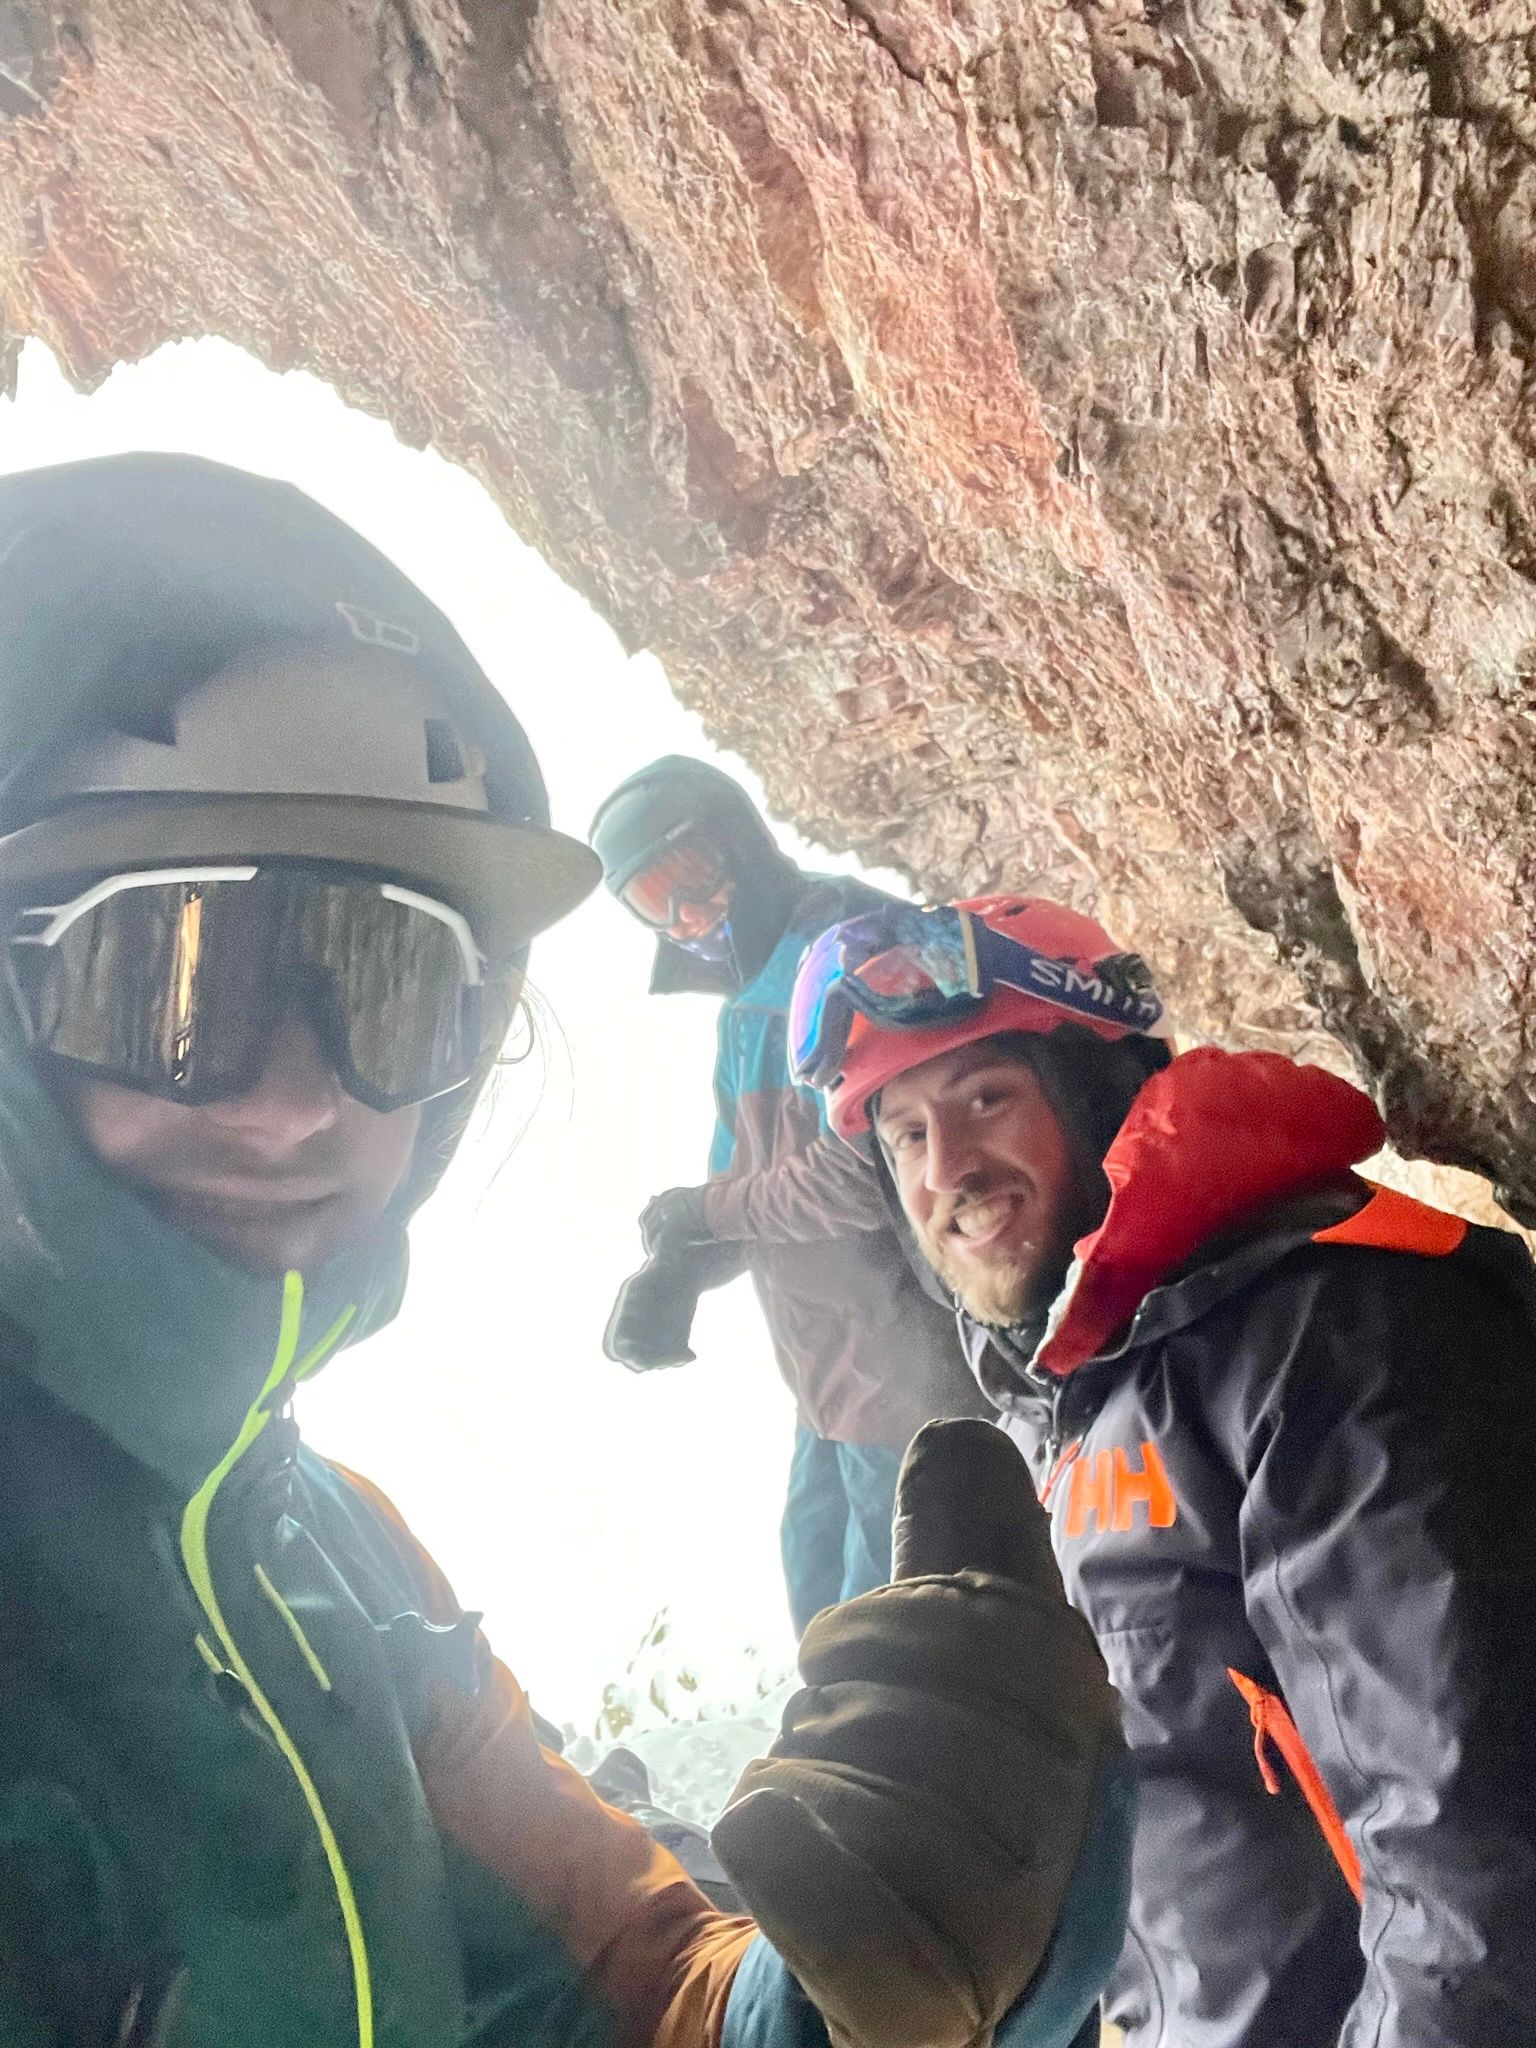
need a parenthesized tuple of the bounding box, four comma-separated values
(928, 1241, 1024, 1324)
(930, 1209, 1053, 1322)
(159, 1192, 358, 1277)
(955, 1270, 1033, 1327)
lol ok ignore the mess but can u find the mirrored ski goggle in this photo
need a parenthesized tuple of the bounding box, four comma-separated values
(6, 864, 491, 1113)
(620, 843, 732, 934)
(788, 903, 1164, 1090)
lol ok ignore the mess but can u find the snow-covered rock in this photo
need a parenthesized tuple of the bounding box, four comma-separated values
(561, 1607, 796, 1826)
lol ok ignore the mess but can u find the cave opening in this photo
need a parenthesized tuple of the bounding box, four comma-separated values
(1, 332, 817, 1787)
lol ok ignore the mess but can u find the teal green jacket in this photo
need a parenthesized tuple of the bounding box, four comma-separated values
(0, 1017, 1129, 2048)
(0, 1026, 759, 2047)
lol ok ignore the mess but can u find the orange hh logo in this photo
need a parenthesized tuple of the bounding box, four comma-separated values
(1063, 1440, 1178, 1539)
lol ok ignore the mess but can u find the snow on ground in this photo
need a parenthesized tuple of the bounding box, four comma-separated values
(558, 1608, 797, 1825)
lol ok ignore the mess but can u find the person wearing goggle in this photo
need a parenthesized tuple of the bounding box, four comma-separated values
(0, 455, 1130, 2048)
(619, 835, 737, 955)
(795, 891, 1536, 2048)
(4, 861, 494, 1273)
(590, 758, 992, 1640)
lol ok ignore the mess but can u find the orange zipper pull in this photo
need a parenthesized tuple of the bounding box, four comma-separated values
(1230, 1669, 1283, 1795)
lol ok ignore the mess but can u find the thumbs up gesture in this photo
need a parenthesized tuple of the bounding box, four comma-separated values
(712, 1420, 1133, 2048)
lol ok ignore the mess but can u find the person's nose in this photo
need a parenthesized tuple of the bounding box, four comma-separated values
(923, 1113, 985, 1197)
(204, 1009, 344, 1154)
(671, 900, 713, 938)
(669, 891, 725, 940)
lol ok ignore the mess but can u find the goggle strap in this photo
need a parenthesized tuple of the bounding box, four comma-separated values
(976, 925, 1164, 1033)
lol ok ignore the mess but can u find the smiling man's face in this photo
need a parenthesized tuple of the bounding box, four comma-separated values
(54, 1008, 421, 1276)
(875, 1039, 1090, 1328)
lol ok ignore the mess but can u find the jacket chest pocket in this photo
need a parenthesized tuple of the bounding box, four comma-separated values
(234, 1520, 480, 1753)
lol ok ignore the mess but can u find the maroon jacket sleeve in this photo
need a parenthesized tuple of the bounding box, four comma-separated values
(702, 1128, 887, 1245)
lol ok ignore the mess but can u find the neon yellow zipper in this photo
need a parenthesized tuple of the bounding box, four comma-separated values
(179, 1272, 370, 2047)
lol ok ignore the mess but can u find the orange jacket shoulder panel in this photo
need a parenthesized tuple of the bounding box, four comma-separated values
(1312, 1184, 1469, 1259)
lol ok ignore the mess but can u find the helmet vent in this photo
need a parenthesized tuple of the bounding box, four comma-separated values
(423, 717, 466, 784)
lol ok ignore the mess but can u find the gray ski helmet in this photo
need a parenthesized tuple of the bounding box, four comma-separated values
(0, 453, 599, 967)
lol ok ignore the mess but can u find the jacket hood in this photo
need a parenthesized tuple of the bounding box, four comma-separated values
(590, 756, 799, 996)
(963, 1048, 1386, 1387)
(0, 1000, 406, 1495)
(589, 756, 779, 889)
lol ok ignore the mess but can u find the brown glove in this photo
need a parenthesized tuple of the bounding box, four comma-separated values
(711, 1419, 1125, 2048)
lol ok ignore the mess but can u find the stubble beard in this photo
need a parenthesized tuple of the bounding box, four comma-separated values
(917, 1189, 1095, 1332)
(928, 1230, 1054, 1328)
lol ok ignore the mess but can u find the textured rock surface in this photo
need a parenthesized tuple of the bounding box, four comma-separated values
(1, 0, 1534, 1205)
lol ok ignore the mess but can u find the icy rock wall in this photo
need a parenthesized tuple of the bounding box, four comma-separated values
(2, 0, 1535, 1207)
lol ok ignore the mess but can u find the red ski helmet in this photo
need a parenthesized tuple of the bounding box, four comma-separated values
(811, 894, 1166, 1141)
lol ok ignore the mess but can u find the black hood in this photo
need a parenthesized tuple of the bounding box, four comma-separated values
(590, 755, 800, 995)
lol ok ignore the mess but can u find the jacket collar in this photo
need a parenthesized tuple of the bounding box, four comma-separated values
(0, 1015, 403, 1495)
(969, 1048, 1385, 1387)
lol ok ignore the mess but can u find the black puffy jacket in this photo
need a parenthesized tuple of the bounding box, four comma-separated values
(961, 1047, 1536, 2048)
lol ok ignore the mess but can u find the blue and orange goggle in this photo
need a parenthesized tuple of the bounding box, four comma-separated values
(788, 903, 1164, 1090)
(620, 841, 732, 936)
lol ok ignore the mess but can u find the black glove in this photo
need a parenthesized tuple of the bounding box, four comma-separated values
(711, 1419, 1130, 2048)
(639, 1184, 715, 1261)
(602, 1256, 704, 1371)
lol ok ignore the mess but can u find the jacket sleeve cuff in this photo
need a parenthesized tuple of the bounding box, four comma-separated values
(996, 1744, 1136, 2047)
(720, 1937, 830, 2048)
